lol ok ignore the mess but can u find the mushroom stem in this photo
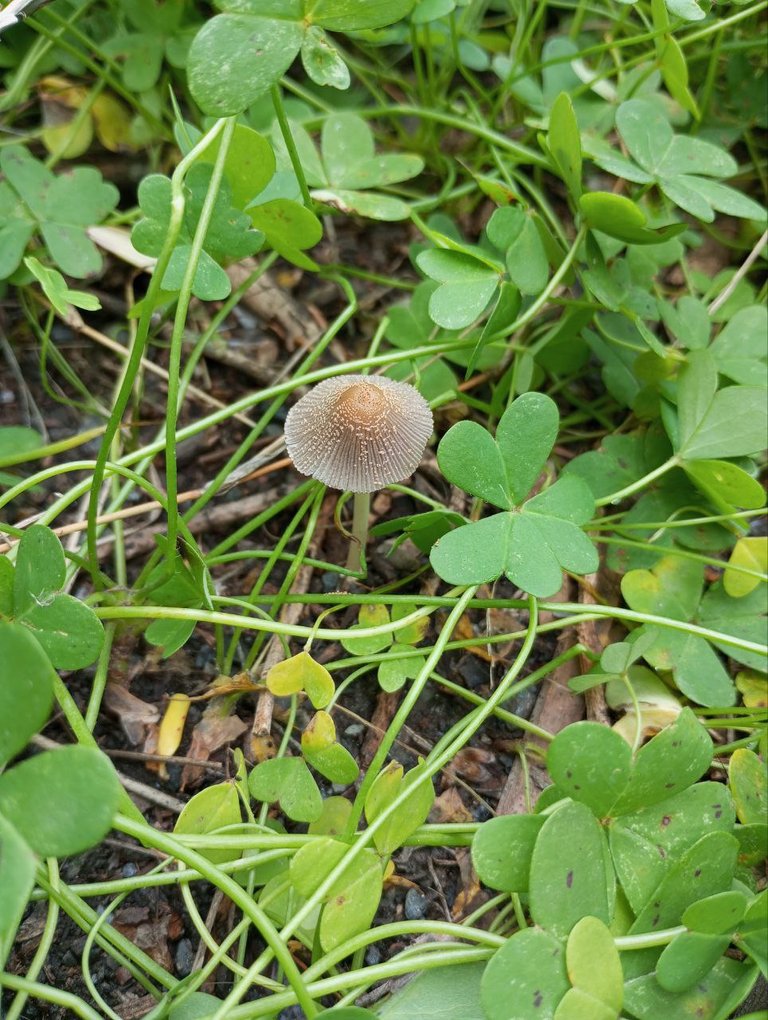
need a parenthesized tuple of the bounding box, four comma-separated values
(346, 491, 371, 575)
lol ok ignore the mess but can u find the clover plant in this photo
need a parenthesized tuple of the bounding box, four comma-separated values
(430, 393, 598, 597)
(0, 144, 118, 280)
(0, 528, 121, 967)
(0, 0, 766, 1016)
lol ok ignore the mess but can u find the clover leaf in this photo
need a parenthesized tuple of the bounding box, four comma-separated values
(265, 651, 335, 709)
(272, 113, 424, 222)
(673, 350, 767, 461)
(709, 305, 768, 387)
(620, 556, 743, 707)
(430, 393, 598, 597)
(1, 525, 104, 671)
(132, 164, 264, 301)
(586, 99, 767, 224)
(301, 710, 359, 785)
(340, 603, 428, 692)
(699, 581, 767, 675)
(177, 121, 323, 269)
(248, 756, 322, 823)
(0, 144, 118, 280)
(187, 1, 415, 116)
(142, 538, 213, 658)
(290, 836, 383, 951)
(415, 205, 550, 329)
(103, 0, 200, 92)
(24, 256, 101, 317)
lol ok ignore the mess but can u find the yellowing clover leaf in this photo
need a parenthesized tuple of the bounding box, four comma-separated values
(265, 651, 334, 709)
(430, 392, 598, 597)
(301, 710, 359, 785)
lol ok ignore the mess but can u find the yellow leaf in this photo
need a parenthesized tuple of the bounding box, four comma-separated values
(265, 651, 334, 708)
(157, 693, 191, 759)
(92, 93, 136, 152)
(736, 670, 768, 709)
(39, 76, 92, 159)
(301, 710, 336, 752)
(724, 537, 768, 598)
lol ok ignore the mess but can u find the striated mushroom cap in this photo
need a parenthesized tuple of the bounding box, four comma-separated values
(284, 375, 433, 493)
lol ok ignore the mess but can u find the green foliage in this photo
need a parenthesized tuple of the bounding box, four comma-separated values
(179, 120, 324, 267)
(364, 760, 435, 855)
(174, 782, 243, 865)
(301, 710, 359, 784)
(473, 711, 765, 1019)
(24, 256, 102, 316)
(340, 603, 428, 692)
(0, 0, 766, 1013)
(132, 164, 264, 300)
(0, 144, 118, 279)
(266, 650, 335, 708)
(290, 836, 384, 951)
(271, 112, 425, 221)
(481, 928, 569, 1020)
(249, 756, 323, 823)
(587, 100, 767, 224)
(187, 0, 415, 115)
(103, 0, 200, 92)
(1, 525, 104, 670)
(621, 557, 736, 706)
(0, 620, 56, 765)
(0, 746, 120, 858)
(142, 538, 214, 657)
(430, 393, 598, 596)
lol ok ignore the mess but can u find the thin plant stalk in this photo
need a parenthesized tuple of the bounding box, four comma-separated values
(346, 491, 371, 574)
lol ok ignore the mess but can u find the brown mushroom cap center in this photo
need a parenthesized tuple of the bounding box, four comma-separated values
(333, 380, 389, 425)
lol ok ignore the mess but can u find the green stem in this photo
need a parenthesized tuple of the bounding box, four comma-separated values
(681, 0, 767, 44)
(91, 603, 768, 659)
(366, 104, 547, 167)
(86, 118, 228, 581)
(0, 975, 103, 1020)
(0, 425, 105, 469)
(2, 338, 479, 525)
(594, 456, 680, 507)
(165, 116, 235, 559)
(36, 870, 172, 991)
(114, 815, 319, 1018)
(615, 926, 687, 950)
(345, 586, 479, 836)
(272, 84, 313, 208)
(5, 859, 60, 1020)
(225, 948, 491, 1019)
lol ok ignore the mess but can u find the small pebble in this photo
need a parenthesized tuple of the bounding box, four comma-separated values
(457, 655, 489, 690)
(473, 803, 493, 823)
(175, 938, 194, 977)
(122, 862, 138, 878)
(404, 888, 429, 920)
(321, 571, 340, 591)
(365, 945, 382, 966)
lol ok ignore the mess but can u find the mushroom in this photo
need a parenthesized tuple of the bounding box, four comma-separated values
(284, 374, 433, 572)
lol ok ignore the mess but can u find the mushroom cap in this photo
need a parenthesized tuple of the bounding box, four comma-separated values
(284, 374, 433, 493)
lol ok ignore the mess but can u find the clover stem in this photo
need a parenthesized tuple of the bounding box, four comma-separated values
(271, 84, 312, 209)
(593, 455, 679, 507)
(346, 491, 371, 575)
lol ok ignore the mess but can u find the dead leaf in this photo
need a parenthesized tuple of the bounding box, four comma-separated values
(104, 683, 160, 746)
(430, 787, 474, 825)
